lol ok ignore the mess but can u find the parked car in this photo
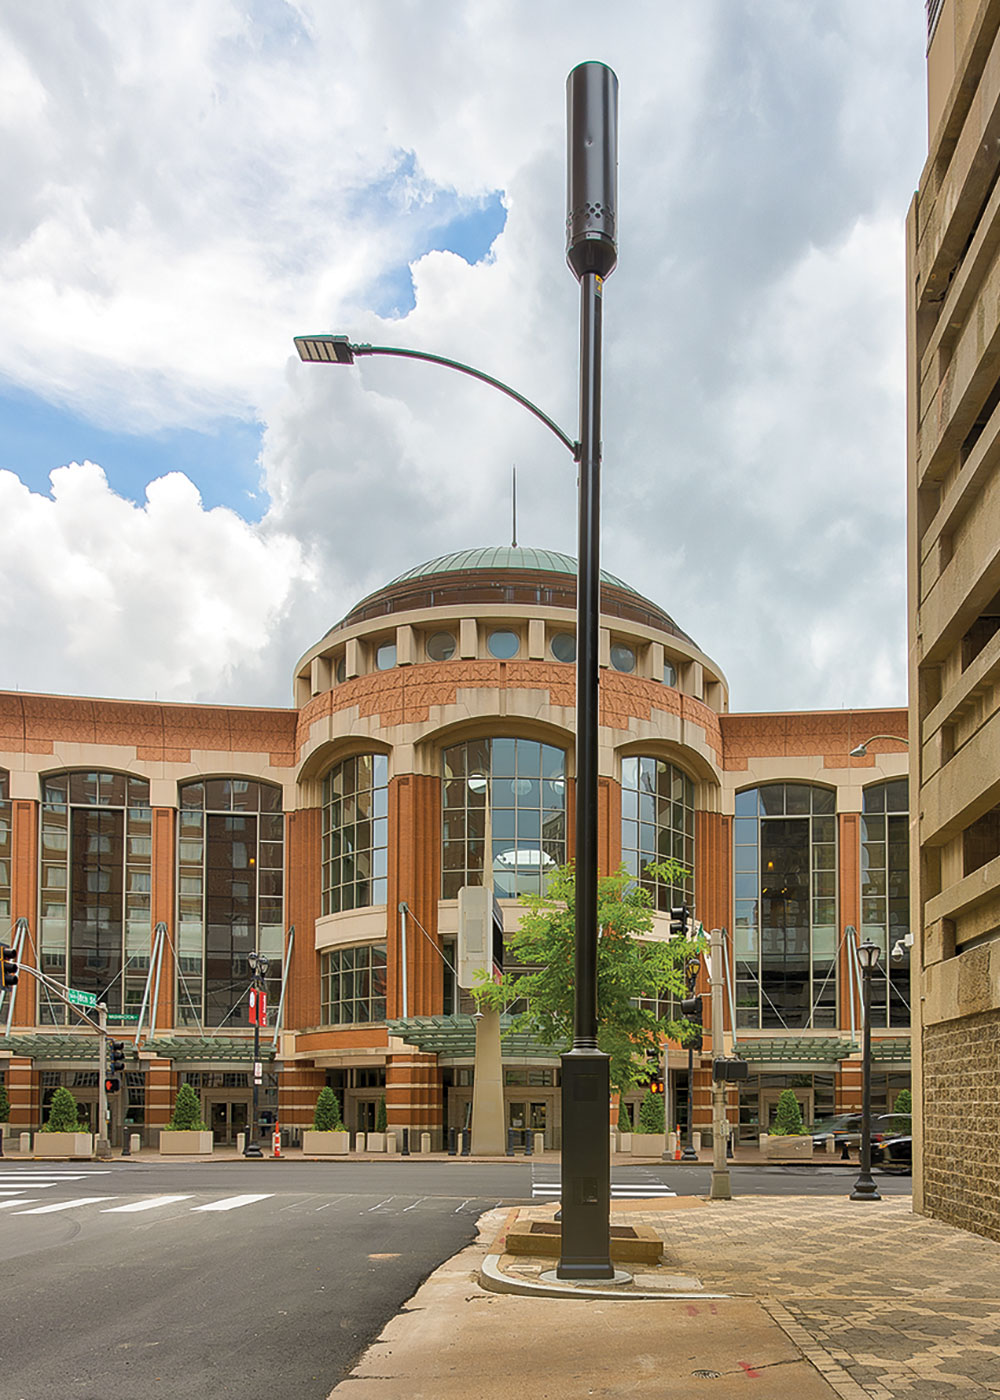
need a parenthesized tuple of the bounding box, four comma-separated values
(811, 1114, 863, 1150)
(871, 1113, 912, 1173)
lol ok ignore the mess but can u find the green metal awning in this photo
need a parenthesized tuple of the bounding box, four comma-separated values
(870, 1038, 912, 1062)
(1, 1035, 99, 1060)
(143, 1037, 275, 1062)
(388, 1015, 565, 1060)
(734, 1036, 910, 1065)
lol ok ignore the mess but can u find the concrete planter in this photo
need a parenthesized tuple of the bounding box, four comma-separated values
(618, 1132, 632, 1153)
(365, 1132, 386, 1153)
(34, 1131, 94, 1159)
(302, 1129, 350, 1157)
(158, 1129, 214, 1156)
(765, 1133, 812, 1162)
(630, 1132, 665, 1157)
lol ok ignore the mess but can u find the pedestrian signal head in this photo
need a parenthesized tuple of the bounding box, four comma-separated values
(0, 943, 17, 988)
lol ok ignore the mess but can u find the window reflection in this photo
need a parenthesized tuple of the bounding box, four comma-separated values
(323, 754, 389, 913)
(861, 780, 910, 1029)
(620, 756, 694, 911)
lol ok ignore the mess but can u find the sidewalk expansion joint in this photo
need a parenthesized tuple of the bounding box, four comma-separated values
(761, 1298, 873, 1400)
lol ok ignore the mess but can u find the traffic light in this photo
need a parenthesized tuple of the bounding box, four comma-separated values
(109, 1041, 126, 1075)
(0, 943, 17, 989)
(680, 960, 703, 1050)
(669, 905, 692, 939)
(104, 1076, 121, 1095)
(648, 1074, 664, 1095)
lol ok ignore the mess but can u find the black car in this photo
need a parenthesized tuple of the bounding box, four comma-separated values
(871, 1114, 912, 1173)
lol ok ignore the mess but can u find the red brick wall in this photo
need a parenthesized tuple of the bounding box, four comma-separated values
(151, 808, 176, 1030)
(285, 808, 322, 1029)
(386, 774, 441, 1019)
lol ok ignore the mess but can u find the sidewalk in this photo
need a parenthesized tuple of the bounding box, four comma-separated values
(327, 1193, 1000, 1400)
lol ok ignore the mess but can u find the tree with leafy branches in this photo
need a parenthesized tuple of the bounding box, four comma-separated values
(375, 1094, 387, 1133)
(313, 1086, 344, 1131)
(637, 1086, 666, 1134)
(472, 860, 702, 1095)
(166, 1082, 208, 1131)
(770, 1088, 805, 1136)
(42, 1085, 85, 1133)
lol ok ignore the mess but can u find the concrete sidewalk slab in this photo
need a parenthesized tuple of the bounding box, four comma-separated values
(328, 1214, 842, 1400)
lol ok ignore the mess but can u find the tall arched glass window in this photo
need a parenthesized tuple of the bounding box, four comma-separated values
(442, 738, 567, 898)
(620, 756, 694, 911)
(733, 784, 837, 1029)
(861, 779, 910, 1029)
(322, 754, 389, 913)
(39, 771, 151, 1024)
(177, 779, 284, 1028)
(0, 769, 11, 930)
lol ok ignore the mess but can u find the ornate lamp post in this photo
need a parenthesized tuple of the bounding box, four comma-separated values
(850, 940, 882, 1202)
(244, 951, 269, 1160)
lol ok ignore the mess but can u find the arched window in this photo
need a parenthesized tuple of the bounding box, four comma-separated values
(442, 738, 567, 898)
(861, 779, 910, 1029)
(177, 779, 284, 1028)
(322, 755, 389, 914)
(620, 756, 694, 911)
(733, 783, 837, 1030)
(0, 769, 11, 930)
(38, 771, 151, 1024)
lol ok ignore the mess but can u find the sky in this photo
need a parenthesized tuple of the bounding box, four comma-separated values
(0, 0, 927, 713)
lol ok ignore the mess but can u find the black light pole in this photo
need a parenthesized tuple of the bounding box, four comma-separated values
(244, 952, 269, 1160)
(556, 60, 618, 1283)
(681, 958, 701, 1162)
(850, 940, 882, 1202)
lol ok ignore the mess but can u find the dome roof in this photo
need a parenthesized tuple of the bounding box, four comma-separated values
(386, 546, 639, 596)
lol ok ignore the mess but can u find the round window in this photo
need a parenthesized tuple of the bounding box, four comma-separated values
(426, 631, 456, 662)
(376, 642, 397, 671)
(550, 632, 576, 664)
(487, 630, 519, 660)
(663, 659, 677, 687)
(610, 642, 636, 673)
(335, 658, 346, 684)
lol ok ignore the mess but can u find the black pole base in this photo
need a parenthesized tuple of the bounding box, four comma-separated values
(680, 1145, 698, 1161)
(849, 1173, 882, 1201)
(556, 1049, 614, 1281)
(243, 1143, 264, 1159)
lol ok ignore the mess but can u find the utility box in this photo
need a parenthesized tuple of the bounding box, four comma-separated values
(457, 886, 504, 989)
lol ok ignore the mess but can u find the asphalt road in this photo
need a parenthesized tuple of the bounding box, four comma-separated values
(0, 1157, 912, 1399)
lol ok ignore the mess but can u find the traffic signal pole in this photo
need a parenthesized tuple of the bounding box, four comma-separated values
(709, 927, 732, 1199)
(97, 1002, 112, 1161)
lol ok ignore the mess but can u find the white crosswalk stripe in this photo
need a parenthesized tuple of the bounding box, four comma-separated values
(190, 1193, 274, 1212)
(531, 1179, 677, 1200)
(0, 1199, 40, 1209)
(14, 1197, 117, 1214)
(101, 1195, 192, 1213)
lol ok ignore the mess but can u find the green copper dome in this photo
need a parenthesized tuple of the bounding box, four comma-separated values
(386, 546, 638, 595)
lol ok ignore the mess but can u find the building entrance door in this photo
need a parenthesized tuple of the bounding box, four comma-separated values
(760, 1087, 813, 1131)
(207, 1099, 249, 1146)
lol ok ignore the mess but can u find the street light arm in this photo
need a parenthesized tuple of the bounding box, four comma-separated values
(297, 335, 580, 460)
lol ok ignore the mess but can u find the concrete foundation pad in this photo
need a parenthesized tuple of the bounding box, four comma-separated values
(506, 1219, 663, 1264)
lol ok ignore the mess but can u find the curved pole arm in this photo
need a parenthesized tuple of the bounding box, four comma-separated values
(295, 335, 579, 460)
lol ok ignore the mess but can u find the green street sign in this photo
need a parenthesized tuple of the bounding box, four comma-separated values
(108, 1013, 140, 1023)
(66, 987, 98, 1008)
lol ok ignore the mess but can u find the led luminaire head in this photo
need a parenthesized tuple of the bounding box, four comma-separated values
(566, 61, 619, 281)
(294, 334, 355, 365)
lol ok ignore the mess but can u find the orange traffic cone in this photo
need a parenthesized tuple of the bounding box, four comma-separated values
(674, 1124, 682, 1161)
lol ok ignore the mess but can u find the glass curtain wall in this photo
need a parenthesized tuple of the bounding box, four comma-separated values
(38, 771, 152, 1023)
(620, 756, 694, 910)
(861, 779, 910, 1029)
(177, 779, 284, 1028)
(442, 738, 566, 898)
(733, 784, 838, 1029)
(322, 754, 389, 913)
(320, 943, 388, 1024)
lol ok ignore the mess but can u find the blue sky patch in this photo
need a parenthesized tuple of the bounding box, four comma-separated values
(0, 387, 267, 520)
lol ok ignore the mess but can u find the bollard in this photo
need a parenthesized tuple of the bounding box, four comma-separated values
(840, 1139, 851, 1161)
(506, 1129, 515, 1157)
(386, 1132, 397, 1155)
(129, 1132, 141, 1155)
(420, 1131, 431, 1154)
(447, 1127, 457, 1156)
(533, 1131, 545, 1155)
(20, 1132, 31, 1155)
(402, 1128, 410, 1156)
(524, 1129, 533, 1156)
(236, 1132, 246, 1154)
(355, 1132, 366, 1153)
(461, 1128, 471, 1156)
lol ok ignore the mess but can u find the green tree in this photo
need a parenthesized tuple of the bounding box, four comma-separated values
(892, 1088, 912, 1134)
(43, 1086, 83, 1133)
(313, 1086, 343, 1131)
(0, 1082, 10, 1123)
(770, 1089, 805, 1136)
(166, 1082, 208, 1131)
(473, 860, 700, 1094)
(616, 1096, 633, 1133)
(637, 1086, 666, 1135)
(375, 1094, 387, 1133)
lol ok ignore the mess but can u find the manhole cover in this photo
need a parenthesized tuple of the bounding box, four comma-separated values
(691, 1370, 722, 1379)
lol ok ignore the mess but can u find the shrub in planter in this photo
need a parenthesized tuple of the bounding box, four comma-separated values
(617, 1097, 633, 1133)
(0, 1082, 10, 1127)
(313, 1087, 344, 1131)
(891, 1088, 912, 1135)
(769, 1089, 805, 1136)
(166, 1083, 209, 1131)
(637, 1087, 665, 1135)
(375, 1094, 387, 1133)
(42, 1086, 86, 1132)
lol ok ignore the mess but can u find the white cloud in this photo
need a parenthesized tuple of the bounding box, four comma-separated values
(0, 0, 927, 709)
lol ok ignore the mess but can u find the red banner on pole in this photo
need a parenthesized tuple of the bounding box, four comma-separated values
(259, 991, 267, 1027)
(248, 988, 258, 1026)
